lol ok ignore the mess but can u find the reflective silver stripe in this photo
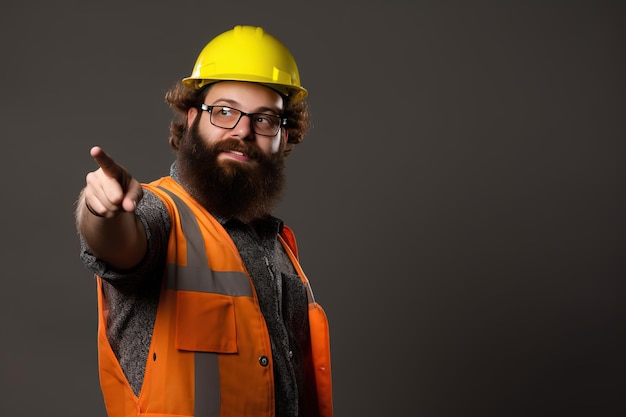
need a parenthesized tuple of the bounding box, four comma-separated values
(159, 186, 252, 297)
(278, 234, 316, 306)
(194, 352, 220, 417)
(166, 264, 252, 295)
(305, 281, 315, 305)
(158, 186, 250, 416)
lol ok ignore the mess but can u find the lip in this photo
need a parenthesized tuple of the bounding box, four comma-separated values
(220, 150, 250, 162)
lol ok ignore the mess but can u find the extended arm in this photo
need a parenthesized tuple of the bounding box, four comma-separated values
(76, 146, 147, 270)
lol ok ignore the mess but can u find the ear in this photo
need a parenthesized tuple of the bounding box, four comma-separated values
(187, 107, 199, 128)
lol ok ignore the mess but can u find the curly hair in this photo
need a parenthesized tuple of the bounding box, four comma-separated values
(165, 82, 311, 151)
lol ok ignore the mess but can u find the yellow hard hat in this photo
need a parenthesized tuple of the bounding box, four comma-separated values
(182, 25, 308, 101)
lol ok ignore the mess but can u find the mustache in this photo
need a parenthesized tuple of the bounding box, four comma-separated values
(209, 138, 266, 161)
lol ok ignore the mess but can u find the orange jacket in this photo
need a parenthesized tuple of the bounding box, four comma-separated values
(96, 176, 333, 417)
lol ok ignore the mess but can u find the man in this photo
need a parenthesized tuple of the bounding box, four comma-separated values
(75, 25, 333, 417)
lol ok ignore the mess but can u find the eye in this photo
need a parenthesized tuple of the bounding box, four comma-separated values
(255, 114, 271, 125)
(219, 107, 234, 116)
(256, 114, 281, 127)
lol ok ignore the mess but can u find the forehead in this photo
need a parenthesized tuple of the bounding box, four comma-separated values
(204, 81, 284, 110)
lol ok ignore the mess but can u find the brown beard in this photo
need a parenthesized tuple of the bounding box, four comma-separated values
(176, 118, 287, 222)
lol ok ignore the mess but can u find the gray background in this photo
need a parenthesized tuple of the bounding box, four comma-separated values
(1, 1, 624, 416)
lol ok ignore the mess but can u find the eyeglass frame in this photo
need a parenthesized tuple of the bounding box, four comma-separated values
(199, 103, 287, 137)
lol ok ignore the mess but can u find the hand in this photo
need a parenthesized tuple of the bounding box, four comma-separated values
(83, 146, 144, 218)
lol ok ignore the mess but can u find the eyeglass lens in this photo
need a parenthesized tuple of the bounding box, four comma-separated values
(210, 106, 281, 136)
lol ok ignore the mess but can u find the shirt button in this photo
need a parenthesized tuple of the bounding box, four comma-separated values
(259, 355, 269, 367)
(288, 350, 293, 359)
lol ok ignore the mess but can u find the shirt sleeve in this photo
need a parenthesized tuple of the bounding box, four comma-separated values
(78, 188, 171, 288)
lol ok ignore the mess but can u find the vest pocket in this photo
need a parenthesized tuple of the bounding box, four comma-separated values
(175, 291, 237, 353)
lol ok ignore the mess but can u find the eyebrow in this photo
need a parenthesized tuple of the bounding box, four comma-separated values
(208, 98, 282, 115)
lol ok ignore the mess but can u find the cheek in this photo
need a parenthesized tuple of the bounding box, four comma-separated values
(268, 134, 284, 155)
(196, 121, 221, 145)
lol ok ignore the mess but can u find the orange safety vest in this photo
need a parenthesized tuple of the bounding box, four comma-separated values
(96, 176, 333, 417)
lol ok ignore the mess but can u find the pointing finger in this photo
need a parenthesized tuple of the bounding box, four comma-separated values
(90, 146, 124, 180)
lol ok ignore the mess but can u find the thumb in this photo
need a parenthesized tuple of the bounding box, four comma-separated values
(121, 178, 144, 213)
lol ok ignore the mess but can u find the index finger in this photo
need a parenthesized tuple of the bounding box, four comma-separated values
(90, 146, 122, 178)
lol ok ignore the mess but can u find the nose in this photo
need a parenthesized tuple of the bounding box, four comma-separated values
(232, 113, 255, 140)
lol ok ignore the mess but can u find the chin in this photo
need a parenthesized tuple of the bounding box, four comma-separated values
(217, 159, 255, 178)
